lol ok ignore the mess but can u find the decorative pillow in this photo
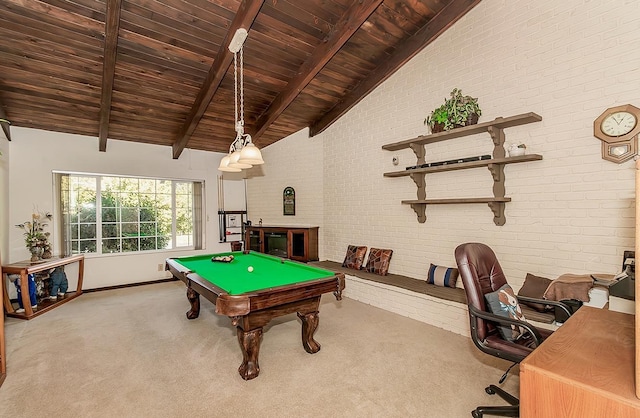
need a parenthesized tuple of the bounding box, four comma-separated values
(518, 273, 552, 312)
(484, 284, 528, 342)
(364, 248, 393, 276)
(426, 264, 459, 288)
(341, 245, 367, 270)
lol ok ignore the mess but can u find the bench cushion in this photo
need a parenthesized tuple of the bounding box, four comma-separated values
(310, 260, 554, 324)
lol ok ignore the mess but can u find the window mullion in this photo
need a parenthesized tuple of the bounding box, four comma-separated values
(172, 181, 177, 248)
(96, 176, 103, 254)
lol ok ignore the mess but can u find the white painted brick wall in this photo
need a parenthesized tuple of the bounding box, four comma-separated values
(248, 0, 640, 325)
(246, 128, 325, 256)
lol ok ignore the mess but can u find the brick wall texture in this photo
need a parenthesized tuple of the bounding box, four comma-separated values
(247, 0, 640, 332)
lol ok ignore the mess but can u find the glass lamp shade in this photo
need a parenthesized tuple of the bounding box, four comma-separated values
(237, 143, 265, 165)
(228, 149, 252, 169)
(218, 155, 241, 172)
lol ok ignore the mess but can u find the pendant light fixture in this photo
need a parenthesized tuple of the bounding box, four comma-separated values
(218, 28, 264, 172)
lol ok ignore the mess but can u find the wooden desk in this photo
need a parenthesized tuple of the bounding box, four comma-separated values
(520, 307, 640, 418)
(2, 254, 84, 320)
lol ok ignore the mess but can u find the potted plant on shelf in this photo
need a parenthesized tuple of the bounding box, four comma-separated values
(424, 88, 482, 133)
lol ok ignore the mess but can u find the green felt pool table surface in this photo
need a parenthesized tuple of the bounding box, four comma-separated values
(170, 251, 336, 295)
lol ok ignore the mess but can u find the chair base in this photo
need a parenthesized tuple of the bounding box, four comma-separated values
(471, 385, 519, 418)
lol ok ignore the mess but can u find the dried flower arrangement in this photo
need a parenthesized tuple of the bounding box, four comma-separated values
(16, 211, 53, 261)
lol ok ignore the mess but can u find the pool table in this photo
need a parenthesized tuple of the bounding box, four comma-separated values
(165, 251, 345, 380)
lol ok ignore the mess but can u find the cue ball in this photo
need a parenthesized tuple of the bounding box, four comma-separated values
(248, 266, 254, 272)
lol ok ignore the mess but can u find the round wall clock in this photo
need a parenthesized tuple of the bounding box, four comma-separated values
(594, 104, 640, 143)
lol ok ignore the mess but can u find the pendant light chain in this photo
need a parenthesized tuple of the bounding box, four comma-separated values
(239, 46, 244, 135)
(233, 50, 239, 141)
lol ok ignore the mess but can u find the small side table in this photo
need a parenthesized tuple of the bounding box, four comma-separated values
(2, 254, 85, 320)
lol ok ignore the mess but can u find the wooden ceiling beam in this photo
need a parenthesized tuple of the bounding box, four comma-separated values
(0, 99, 11, 141)
(250, 0, 383, 144)
(98, 0, 123, 152)
(309, 0, 481, 137)
(171, 0, 265, 159)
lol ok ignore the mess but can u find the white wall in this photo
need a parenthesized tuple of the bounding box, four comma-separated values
(6, 127, 235, 290)
(246, 0, 640, 324)
(245, 128, 325, 256)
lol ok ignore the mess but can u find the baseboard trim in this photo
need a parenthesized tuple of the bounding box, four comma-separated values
(83, 277, 179, 293)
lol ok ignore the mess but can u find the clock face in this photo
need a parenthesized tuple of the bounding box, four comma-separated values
(601, 111, 637, 137)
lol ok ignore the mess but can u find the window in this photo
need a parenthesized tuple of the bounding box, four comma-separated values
(56, 173, 203, 255)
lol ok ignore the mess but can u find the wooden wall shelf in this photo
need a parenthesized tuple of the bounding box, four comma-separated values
(382, 113, 542, 151)
(384, 154, 542, 177)
(382, 113, 543, 225)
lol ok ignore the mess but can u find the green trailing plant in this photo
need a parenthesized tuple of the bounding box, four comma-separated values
(424, 88, 482, 132)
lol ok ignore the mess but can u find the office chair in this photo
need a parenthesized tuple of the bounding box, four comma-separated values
(454, 243, 572, 418)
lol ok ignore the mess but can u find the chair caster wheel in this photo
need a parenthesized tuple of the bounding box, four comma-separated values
(485, 386, 495, 395)
(472, 410, 483, 418)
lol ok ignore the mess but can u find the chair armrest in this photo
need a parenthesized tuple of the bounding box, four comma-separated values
(468, 304, 543, 347)
(516, 295, 573, 319)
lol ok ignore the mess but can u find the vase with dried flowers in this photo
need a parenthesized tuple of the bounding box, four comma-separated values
(16, 211, 53, 262)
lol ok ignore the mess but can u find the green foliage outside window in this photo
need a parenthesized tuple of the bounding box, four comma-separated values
(60, 174, 197, 254)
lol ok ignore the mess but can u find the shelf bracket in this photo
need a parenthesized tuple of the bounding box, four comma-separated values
(410, 170, 427, 223)
(487, 201, 506, 226)
(410, 203, 427, 223)
(410, 173, 426, 200)
(488, 126, 506, 158)
(410, 143, 426, 165)
(487, 164, 506, 196)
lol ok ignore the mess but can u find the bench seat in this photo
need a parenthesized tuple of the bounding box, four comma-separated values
(310, 260, 555, 324)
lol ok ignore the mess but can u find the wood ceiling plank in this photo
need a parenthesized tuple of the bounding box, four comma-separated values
(251, 14, 318, 51)
(171, 0, 265, 159)
(1, 84, 99, 109)
(250, 0, 383, 143)
(1, 95, 100, 130)
(115, 45, 210, 80)
(114, 61, 204, 91)
(309, 0, 481, 136)
(0, 10, 103, 51)
(0, 52, 102, 85)
(0, 40, 102, 78)
(116, 30, 214, 71)
(0, 27, 103, 63)
(98, 0, 123, 152)
(1, 0, 105, 37)
(260, 2, 328, 42)
(118, 5, 225, 53)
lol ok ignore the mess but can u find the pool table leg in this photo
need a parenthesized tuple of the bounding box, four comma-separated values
(186, 285, 200, 319)
(297, 310, 321, 353)
(237, 327, 262, 380)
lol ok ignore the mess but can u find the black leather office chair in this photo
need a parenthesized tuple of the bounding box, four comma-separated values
(454, 243, 572, 418)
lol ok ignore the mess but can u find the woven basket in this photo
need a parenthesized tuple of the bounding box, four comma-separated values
(431, 113, 479, 134)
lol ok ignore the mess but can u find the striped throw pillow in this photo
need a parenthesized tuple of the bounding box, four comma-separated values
(427, 264, 459, 288)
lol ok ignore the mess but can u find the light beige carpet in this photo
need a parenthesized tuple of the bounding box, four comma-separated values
(0, 281, 519, 417)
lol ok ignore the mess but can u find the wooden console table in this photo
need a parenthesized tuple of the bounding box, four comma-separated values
(520, 307, 640, 417)
(2, 254, 85, 320)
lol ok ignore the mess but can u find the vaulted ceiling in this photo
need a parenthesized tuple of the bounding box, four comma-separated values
(0, 0, 480, 158)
